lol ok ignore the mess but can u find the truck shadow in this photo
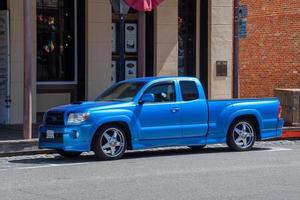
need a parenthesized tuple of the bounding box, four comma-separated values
(9, 146, 271, 165)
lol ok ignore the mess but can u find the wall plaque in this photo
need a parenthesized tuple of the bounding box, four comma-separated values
(216, 61, 228, 77)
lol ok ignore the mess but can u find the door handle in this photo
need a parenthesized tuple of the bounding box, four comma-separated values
(171, 107, 180, 113)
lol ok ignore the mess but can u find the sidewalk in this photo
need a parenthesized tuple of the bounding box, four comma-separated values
(0, 125, 299, 157)
(0, 125, 55, 156)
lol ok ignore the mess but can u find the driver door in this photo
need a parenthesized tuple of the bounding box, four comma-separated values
(137, 81, 181, 140)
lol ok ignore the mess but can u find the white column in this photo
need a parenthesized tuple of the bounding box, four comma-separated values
(7, 0, 36, 124)
(208, 0, 233, 99)
(86, 0, 112, 99)
(155, 0, 178, 76)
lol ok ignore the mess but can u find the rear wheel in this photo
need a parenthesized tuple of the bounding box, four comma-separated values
(57, 150, 82, 158)
(93, 125, 127, 160)
(227, 119, 256, 151)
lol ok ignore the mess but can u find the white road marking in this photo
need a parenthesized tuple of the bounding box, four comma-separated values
(17, 162, 89, 170)
(263, 147, 292, 152)
(0, 162, 89, 172)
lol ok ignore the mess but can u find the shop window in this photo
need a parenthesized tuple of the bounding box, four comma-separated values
(37, 0, 76, 83)
(0, 0, 7, 10)
(178, 0, 196, 76)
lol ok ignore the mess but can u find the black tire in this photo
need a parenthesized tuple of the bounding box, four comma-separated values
(93, 125, 127, 160)
(227, 119, 256, 151)
(188, 145, 206, 151)
(57, 150, 82, 158)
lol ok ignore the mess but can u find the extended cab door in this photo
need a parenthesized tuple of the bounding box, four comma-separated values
(137, 81, 181, 140)
(179, 81, 208, 137)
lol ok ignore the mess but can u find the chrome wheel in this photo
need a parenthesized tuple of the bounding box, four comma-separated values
(100, 128, 125, 158)
(233, 121, 255, 149)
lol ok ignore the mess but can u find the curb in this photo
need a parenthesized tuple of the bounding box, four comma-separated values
(281, 129, 300, 140)
(0, 139, 56, 157)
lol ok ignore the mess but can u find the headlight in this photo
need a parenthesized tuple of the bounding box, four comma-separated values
(67, 112, 89, 125)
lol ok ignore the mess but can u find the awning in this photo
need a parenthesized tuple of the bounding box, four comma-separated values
(125, 0, 165, 11)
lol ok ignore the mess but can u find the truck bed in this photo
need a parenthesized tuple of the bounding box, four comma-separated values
(207, 98, 281, 140)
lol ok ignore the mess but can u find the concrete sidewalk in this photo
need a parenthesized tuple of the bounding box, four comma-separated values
(0, 139, 55, 157)
(0, 124, 55, 156)
(0, 127, 299, 157)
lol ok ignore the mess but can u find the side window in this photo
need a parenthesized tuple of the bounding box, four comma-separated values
(145, 82, 176, 103)
(180, 81, 199, 101)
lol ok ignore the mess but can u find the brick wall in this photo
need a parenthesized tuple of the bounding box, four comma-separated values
(239, 0, 300, 98)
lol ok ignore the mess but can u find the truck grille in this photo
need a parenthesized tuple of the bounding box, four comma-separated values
(45, 112, 65, 125)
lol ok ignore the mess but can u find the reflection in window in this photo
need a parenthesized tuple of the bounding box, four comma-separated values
(180, 81, 199, 101)
(178, 0, 196, 76)
(145, 83, 176, 103)
(37, 0, 75, 82)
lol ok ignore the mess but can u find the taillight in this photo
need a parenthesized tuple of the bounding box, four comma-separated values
(278, 105, 282, 119)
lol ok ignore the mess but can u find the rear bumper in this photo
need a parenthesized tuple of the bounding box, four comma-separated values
(38, 124, 94, 152)
(260, 119, 284, 140)
(276, 118, 284, 137)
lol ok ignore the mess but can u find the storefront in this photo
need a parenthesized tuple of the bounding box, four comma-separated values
(1, 0, 234, 124)
(36, 0, 86, 121)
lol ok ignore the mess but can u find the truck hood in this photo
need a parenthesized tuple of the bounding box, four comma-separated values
(47, 101, 130, 113)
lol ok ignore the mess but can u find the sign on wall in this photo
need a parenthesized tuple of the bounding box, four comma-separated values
(125, 60, 137, 80)
(37, 0, 58, 8)
(216, 61, 228, 77)
(111, 60, 117, 84)
(112, 23, 117, 53)
(239, 5, 248, 38)
(125, 23, 137, 53)
(0, 10, 10, 124)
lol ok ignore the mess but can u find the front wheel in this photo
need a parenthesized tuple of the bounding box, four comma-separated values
(93, 125, 127, 160)
(227, 119, 256, 151)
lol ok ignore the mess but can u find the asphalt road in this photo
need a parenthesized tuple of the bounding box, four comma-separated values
(0, 140, 299, 200)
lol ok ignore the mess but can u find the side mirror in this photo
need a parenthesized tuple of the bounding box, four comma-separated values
(139, 93, 155, 104)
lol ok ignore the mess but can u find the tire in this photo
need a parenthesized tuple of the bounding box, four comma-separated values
(93, 125, 127, 160)
(227, 119, 256, 151)
(57, 150, 82, 158)
(188, 145, 206, 151)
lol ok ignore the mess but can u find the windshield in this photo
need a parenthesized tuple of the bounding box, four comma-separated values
(95, 81, 146, 102)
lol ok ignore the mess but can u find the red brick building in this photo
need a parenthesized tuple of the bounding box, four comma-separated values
(239, 0, 300, 98)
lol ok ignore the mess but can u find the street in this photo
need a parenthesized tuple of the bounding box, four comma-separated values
(0, 140, 300, 200)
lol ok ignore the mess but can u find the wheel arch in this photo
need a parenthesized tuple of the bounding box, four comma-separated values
(226, 114, 261, 140)
(91, 121, 133, 151)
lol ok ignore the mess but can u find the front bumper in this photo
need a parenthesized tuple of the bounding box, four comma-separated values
(38, 124, 94, 152)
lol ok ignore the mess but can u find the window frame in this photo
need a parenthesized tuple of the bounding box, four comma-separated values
(37, 0, 78, 85)
(141, 81, 177, 104)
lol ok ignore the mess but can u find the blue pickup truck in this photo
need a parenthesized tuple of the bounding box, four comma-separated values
(39, 77, 284, 160)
